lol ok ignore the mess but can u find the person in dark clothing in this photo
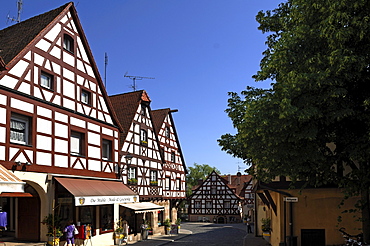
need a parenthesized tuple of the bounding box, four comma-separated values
(247, 222, 252, 233)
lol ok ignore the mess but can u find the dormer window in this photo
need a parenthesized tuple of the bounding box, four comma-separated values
(40, 71, 53, 90)
(63, 34, 74, 53)
(81, 90, 91, 105)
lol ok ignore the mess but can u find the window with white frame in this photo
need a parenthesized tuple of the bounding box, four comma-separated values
(81, 90, 91, 105)
(211, 186, 216, 194)
(165, 126, 170, 138)
(128, 167, 137, 184)
(150, 170, 158, 186)
(40, 71, 53, 89)
(206, 201, 212, 208)
(224, 201, 231, 209)
(71, 131, 84, 156)
(63, 34, 74, 53)
(176, 178, 181, 190)
(102, 139, 112, 160)
(171, 151, 175, 163)
(140, 129, 147, 145)
(10, 113, 30, 145)
(165, 177, 170, 190)
(141, 104, 146, 116)
(194, 201, 201, 208)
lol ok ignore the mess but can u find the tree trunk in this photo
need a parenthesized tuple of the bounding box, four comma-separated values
(361, 188, 370, 243)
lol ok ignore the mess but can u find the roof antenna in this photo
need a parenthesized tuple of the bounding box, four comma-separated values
(124, 73, 155, 92)
(7, 0, 23, 24)
(104, 52, 108, 87)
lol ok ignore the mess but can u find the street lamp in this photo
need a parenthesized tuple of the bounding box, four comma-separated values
(116, 153, 133, 179)
(124, 153, 133, 166)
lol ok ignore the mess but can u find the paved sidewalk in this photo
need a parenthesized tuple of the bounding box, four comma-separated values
(119, 228, 192, 246)
(121, 224, 270, 246)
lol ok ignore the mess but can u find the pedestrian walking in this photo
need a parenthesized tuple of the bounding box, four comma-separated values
(64, 220, 77, 246)
(247, 222, 252, 233)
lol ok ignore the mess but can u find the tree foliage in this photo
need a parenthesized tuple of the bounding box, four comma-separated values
(218, 0, 370, 241)
(186, 163, 220, 196)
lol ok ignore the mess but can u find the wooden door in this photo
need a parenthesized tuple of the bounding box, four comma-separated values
(18, 197, 40, 241)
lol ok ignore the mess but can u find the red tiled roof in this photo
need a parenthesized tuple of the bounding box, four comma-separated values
(151, 108, 170, 135)
(0, 2, 71, 65)
(109, 90, 151, 147)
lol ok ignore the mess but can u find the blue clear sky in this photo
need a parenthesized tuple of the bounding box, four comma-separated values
(1, 0, 278, 175)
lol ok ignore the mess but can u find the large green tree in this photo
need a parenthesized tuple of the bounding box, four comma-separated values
(218, 0, 370, 241)
(186, 163, 220, 196)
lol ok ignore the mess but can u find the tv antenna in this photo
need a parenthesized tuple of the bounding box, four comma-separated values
(124, 73, 154, 91)
(104, 52, 108, 87)
(7, 0, 23, 24)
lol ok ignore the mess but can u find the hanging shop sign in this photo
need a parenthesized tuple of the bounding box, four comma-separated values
(75, 195, 137, 206)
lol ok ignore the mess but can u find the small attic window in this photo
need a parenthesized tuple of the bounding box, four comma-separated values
(63, 34, 74, 53)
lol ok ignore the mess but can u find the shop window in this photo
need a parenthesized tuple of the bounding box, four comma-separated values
(102, 139, 112, 161)
(157, 210, 163, 226)
(79, 206, 96, 236)
(100, 205, 113, 233)
(140, 129, 147, 145)
(10, 113, 31, 145)
(71, 131, 85, 156)
(40, 71, 53, 90)
(63, 34, 74, 53)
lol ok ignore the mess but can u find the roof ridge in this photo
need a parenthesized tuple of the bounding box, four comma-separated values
(0, 2, 72, 64)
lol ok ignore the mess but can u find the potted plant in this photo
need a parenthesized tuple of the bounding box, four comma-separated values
(175, 218, 181, 233)
(42, 214, 63, 246)
(114, 217, 125, 245)
(261, 218, 271, 243)
(164, 219, 171, 235)
(150, 180, 158, 186)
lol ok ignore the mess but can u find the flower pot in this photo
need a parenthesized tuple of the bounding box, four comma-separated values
(47, 236, 60, 246)
(262, 231, 271, 243)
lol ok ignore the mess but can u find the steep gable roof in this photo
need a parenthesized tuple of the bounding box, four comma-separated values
(0, 2, 70, 65)
(151, 108, 187, 172)
(0, 2, 123, 130)
(189, 170, 241, 200)
(109, 90, 151, 144)
(151, 108, 169, 135)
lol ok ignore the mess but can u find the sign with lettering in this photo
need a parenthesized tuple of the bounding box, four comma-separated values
(74, 195, 138, 206)
(284, 197, 298, 202)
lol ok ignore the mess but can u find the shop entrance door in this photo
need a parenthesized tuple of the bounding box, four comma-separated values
(18, 197, 40, 241)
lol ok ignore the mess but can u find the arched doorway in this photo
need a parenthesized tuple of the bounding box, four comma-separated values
(217, 216, 225, 224)
(18, 184, 40, 241)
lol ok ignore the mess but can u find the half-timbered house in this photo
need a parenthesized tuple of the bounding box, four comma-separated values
(188, 171, 243, 223)
(110, 91, 166, 234)
(0, 3, 138, 244)
(222, 173, 254, 222)
(152, 108, 187, 219)
(110, 91, 187, 235)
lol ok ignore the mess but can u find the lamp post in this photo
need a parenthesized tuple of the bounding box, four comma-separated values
(124, 153, 133, 166)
